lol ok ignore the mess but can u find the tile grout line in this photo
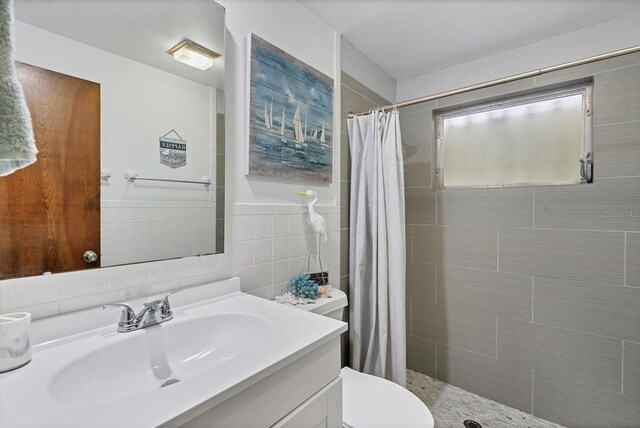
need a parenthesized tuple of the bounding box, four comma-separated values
(532, 188, 535, 228)
(495, 315, 498, 358)
(434, 342, 438, 380)
(434, 265, 438, 304)
(425, 224, 637, 234)
(408, 298, 412, 336)
(623, 232, 627, 286)
(531, 368, 535, 415)
(621, 341, 624, 394)
(435, 342, 501, 361)
(512, 315, 635, 342)
(435, 192, 438, 225)
(410, 224, 414, 263)
(403, 258, 637, 289)
(597, 174, 640, 180)
(496, 228, 500, 271)
(531, 276, 534, 322)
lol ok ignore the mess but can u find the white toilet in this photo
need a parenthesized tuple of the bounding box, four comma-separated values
(291, 289, 435, 428)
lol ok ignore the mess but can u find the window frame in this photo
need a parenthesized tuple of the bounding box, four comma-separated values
(434, 82, 593, 190)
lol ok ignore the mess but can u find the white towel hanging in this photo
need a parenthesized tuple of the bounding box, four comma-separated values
(0, 0, 38, 176)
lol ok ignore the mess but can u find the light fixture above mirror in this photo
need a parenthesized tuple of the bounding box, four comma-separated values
(168, 39, 220, 71)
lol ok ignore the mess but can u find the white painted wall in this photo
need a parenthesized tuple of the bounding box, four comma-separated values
(217, 0, 340, 205)
(397, 13, 640, 101)
(341, 38, 396, 102)
(15, 21, 216, 203)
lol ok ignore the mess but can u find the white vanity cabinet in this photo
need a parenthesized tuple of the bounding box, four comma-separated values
(0, 279, 347, 428)
(175, 338, 343, 428)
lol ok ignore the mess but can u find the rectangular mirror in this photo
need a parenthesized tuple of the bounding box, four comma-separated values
(0, 0, 225, 279)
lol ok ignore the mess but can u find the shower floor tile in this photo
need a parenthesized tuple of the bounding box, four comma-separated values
(407, 370, 564, 428)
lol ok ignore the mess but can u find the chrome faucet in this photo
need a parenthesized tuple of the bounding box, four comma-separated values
(103, 290, 183, 333)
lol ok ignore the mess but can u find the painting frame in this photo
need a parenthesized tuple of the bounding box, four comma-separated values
(246, 33, 334, 184)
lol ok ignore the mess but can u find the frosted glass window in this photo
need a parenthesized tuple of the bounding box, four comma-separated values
(436, 84, 592, 189)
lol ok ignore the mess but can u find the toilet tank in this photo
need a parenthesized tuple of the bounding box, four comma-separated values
(291, 289, 348, 320)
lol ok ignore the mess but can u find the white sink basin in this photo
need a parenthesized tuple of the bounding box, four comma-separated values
(49, 312, 270, 406)
(0, 278, 347, 427)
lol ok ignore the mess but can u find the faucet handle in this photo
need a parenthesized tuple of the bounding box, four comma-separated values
(103, 303, 136, 325)
(161, 289, 184, 304)
(158, 289, 184, 317)
(143, 289, 184, 306)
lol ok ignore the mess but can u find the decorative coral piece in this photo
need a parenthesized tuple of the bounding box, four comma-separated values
(288, 274, 319, 299)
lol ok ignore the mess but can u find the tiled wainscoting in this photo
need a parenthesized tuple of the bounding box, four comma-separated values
(402, 53, 640, 427)
(101, 200, 217, 266)
(1, 197, 344, 323)
(230, 203, 341, 301)
(0, 253, 232, 320)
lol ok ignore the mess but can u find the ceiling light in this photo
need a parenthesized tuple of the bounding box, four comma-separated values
(168, 39, 220, 71)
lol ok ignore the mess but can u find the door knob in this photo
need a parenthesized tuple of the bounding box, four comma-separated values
(83, 250, 98, 263)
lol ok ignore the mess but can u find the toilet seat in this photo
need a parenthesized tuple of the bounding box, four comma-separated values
(341, 367, 434, 428)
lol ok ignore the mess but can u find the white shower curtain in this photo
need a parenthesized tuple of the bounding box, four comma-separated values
(347, 109, 406, 386)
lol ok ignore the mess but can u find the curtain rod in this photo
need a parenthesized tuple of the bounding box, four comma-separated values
(347, 45, 640, 118)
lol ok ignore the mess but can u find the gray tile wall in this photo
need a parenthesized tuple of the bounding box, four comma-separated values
(625, 341, 640, 399)
(340, 72, 390, 366)
(402, 53, 640, 427)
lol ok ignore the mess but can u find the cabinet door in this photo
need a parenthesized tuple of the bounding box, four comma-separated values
(272, 378, 342, 428)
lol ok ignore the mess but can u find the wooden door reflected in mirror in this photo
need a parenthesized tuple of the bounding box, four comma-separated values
(0, 63, 100, 279)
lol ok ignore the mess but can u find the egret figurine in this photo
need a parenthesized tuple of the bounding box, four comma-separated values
(297, 190, 327, 241)
(298, 190, 328, 286)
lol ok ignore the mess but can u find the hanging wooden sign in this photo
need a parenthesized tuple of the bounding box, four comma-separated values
(159, 131, 187, 168)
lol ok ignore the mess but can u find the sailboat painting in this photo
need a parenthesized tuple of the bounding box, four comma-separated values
(247, 34, 333, 183)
